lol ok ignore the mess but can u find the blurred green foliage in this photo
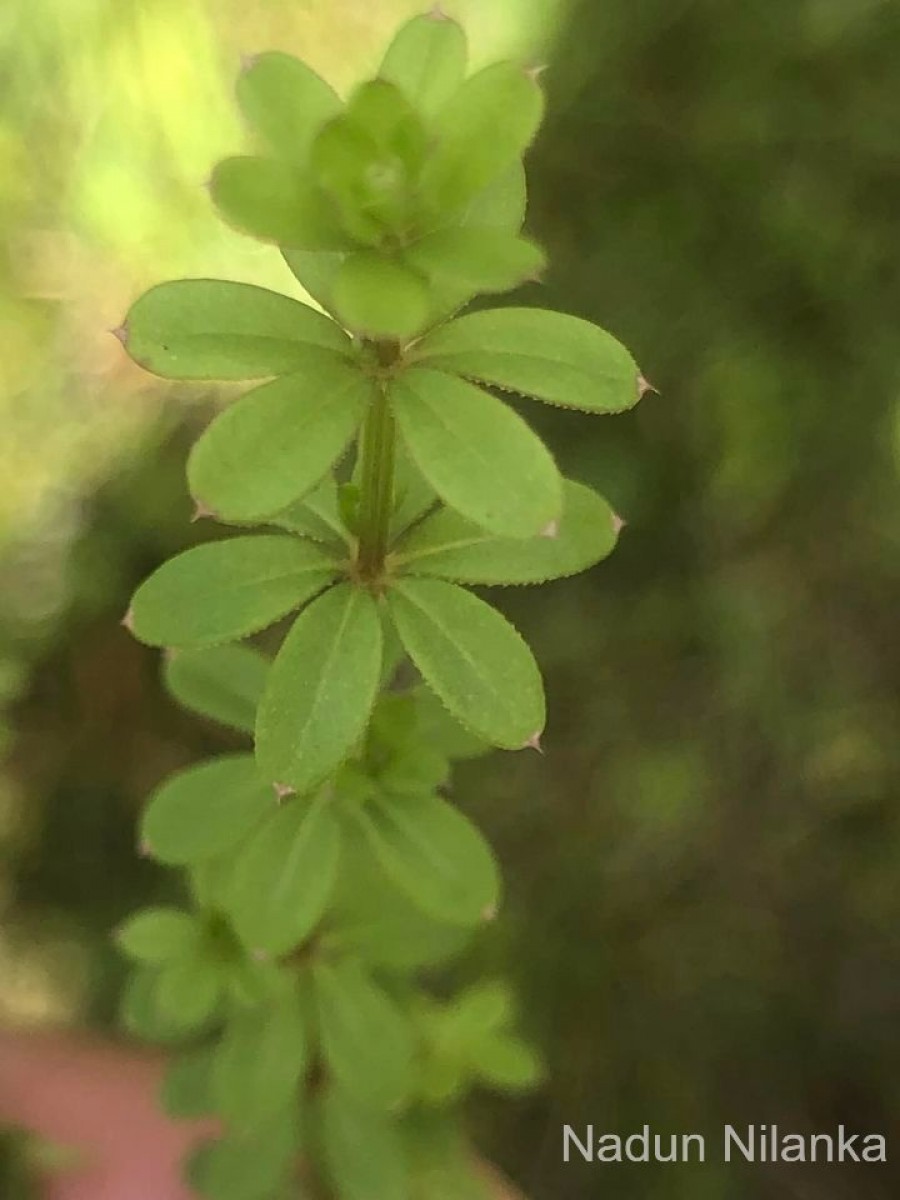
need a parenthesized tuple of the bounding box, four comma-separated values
(2, 0, 900, 1198)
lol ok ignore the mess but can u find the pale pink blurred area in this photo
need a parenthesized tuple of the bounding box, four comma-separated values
(0, 1032, 214, 1200)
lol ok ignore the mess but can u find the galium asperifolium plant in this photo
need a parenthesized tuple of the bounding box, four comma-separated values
(114, 12, 646, 1199)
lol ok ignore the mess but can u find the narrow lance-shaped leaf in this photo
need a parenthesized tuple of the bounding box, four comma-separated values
(379, 12, 468, 118)
(353, 791, 500, 927)
(122, 280, 350, 380)
(236, 52, 342, 163)
(412, 307, 642, 414)
(141, 755, 275, 866)
(386, 577, 544, 749)
(256, 584, 383, 792)
(390, 368, 561, 539)
(392, 479, 620, 585)
(129, 535, 339, 648)
(210, 155, 350, 251)
(314, 960, 414, 1112)
(225, 791, 341, 955)
(212, 983, 308, 1129)
(164, 644, 269, 736)
(188, 362, 374, 522)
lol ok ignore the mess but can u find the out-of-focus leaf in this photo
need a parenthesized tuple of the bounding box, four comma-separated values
(319, 1088, 409, 1200)
(237, 52, 341, 163)
(210, 155, 349, 250)
(187, 1112, 300, 1200)
(116, 908, 200, 963)
(141, 755, 274, 866)
(379, 12, 468, 119)
(333, 252, 429, 339)
(225, 792, 341, 955)
(164, 644, 269, 735)
(314, 961, 414, 1112)
(405, 228, 544, 297)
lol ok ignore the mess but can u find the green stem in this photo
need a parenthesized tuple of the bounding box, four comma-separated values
(357, 378, 396, 580)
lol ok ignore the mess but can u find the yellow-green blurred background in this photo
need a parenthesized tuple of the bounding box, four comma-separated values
(2, 0, 900, 1196)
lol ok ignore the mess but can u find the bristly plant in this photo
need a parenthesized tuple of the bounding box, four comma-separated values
(114, 12, 646, 1200)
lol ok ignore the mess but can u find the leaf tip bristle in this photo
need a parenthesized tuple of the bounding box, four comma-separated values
(120, 607, 135, 634)
(611, 512, 627, 537)
(273, 782, 294, 802)
(190, 499, 217, 523)
(481, 902, 499, 923)
(540, 519, 559, 540)
(525, 63, 549, 82)
(251, 947, 270, 962)
(522, 730, 544, 754)
(240, 52, 261, 73)
(162, 647, 179, 664)
(138, 837, 153, 859)
(427, 4, 451, 20)
(637, 374, 659, 401)
(109, 323, 128, 347)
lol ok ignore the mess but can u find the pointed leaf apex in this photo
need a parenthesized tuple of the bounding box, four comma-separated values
(120, 607, 135, 634)
(525, 63, 549, 82)
(240, 52, 261, 73)
(251, 947, 270, 962)
(611, 512, 627, 537)
(540, 520, 559, 540)
(162, 647, 179, 664)
(482, 902, 499, 923)
(522, 730, 544, 753)
(274, 782, 295, 802)
(428, 4, 451, 19)
(138, 837, 153, 859)
(109, 324, 128, 346)
(190, 499, 218, 523)
(637, 374, 659, 401)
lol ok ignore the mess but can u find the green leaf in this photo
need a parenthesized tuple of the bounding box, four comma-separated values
(314, 960, 414, 1112)
(164, 644, 269, 735)
(379, 12, 468, 119)
(405, 227, 544, 297)
(403, 1112, 489, 1200)
(390, 368, 561, 538)
(210, 155, 349, 250)
(155, 957, 223, 1032)
(141, 755, 274, 866)
(116, 908, 199, 963)
(160, 1045, 218, 1119)
(120, 969, 184, 1042)
(412, 307, 641, 413)
(236, 52, 341, 163)
(319, 1089, 410, 1200)
(333, 252, 429, 339)
(188, 1113, 300, 1200)
(392, 479, 619, 585)
(386, 578, 544, 749)
(463, 161, 527, 231)
(225, 792, 341, 955)
(188, 362, 373, 522)
(130, 536, 338, 648)
(421, 61, 544, 215)
(389, 447, 437, 539)
(212, 984, 307, 1129)
(473, 1034, 544, 1091)
(270, 476, 351, 547)
(353, 792, 499, 926)
(282, 246, 346, 311)
(122, 280, 350, 380)
(325, 826, 470, 970)
(256, 584, 383, 792)
(312, 80, 427, 241)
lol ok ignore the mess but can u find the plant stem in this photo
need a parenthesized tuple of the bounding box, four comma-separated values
(357, 377, 396, 581)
